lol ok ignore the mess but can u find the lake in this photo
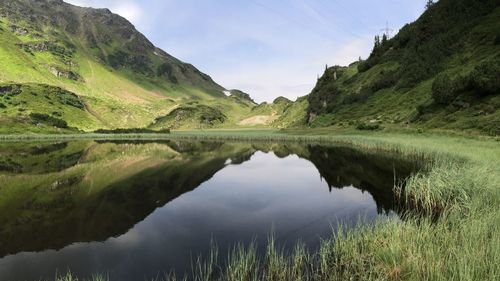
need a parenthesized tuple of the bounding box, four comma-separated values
(0, 140, 418, 281)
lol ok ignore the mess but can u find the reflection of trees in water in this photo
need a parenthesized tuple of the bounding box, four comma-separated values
(0, 142, 86, 174)
(250, 143, 419, 214)
(305, 145, 418, 214)
(0, 141, 418, 257)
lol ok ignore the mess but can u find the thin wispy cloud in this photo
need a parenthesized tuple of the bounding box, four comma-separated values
(65, 0, 425, 102)
(66, 0, 145, 25)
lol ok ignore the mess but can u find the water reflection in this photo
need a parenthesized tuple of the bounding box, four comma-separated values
(0, 140, 418, 281)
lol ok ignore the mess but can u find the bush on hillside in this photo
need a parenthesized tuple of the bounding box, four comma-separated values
(432, 73, 460, 104)
(469, 60, 500, 96)
(199, 106, 227, 125)
(29, 113, 68, 128)
(108, 50, 152, 75)
(370, 70, 399, 92)
(343, 87, 373, 105)
(356, 122, 381, 131)
(308, 83, 342, 115)
(157, 63, 178, 84)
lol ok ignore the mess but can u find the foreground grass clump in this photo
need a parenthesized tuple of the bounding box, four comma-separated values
(54, 274, 107, 281)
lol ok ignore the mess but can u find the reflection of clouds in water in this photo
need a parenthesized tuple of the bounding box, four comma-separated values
(216, 152, 321, 190)
(339, 186, 377, 205)
(153, 151, 379, 243)
(109, 230, 143, 248)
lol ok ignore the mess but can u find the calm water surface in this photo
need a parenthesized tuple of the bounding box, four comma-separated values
(0, 140, 417, 281)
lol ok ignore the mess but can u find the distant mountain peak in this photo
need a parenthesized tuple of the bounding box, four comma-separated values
(229, 89, 257, 105)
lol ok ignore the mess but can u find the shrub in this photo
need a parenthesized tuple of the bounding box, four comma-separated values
(432, 73, 458, 104)
(29, 113, 68, 128)
(370, 70, 399, 92)
(198, 106, 227, 125)
(343, 87, 373, 105)
(157, 63, 178, 84)
(356, 122, 381, 131)
(308, 83, 342, 115)
(469, 60, 500, 96)
(0, 84, 22, 96)
(54, 89, 85, 109)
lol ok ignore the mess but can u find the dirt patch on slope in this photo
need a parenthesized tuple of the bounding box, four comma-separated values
(238, 115, 279, 125)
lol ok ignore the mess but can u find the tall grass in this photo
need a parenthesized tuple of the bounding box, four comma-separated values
(54, 273, 107, 281)
(33, 131, 500, 280)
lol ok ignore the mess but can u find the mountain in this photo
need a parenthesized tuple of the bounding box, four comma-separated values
(228, 89, 258, 106)
(0, 0, 257, 132)
(2, 0, 497, 134)
(236, 96, 294, 126)
(0, 140, 256, 256)
(305, 0, 499, 135)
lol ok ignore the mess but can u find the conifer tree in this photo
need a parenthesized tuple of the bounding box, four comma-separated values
(426, 0, 435, 9)
(374, 35, 380, 49)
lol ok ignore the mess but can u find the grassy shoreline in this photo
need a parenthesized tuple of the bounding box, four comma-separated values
(170, 131, 498, 281)
(4, 130, 499, 281)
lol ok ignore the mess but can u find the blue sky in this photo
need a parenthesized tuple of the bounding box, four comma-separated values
(66, 0, 426, 102)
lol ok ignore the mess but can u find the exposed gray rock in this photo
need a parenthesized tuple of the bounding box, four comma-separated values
(48, 66, 80, 80)
(17, 42, 49, 52)
(10, 25, 28, 35)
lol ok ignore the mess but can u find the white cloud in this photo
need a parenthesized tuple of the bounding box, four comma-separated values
(112, 2, 143, 24)
(65, 0, 144, 26)
(212, 37, 373, 103)
(64, 0, 88, 7)
(326, 37, 373, 66)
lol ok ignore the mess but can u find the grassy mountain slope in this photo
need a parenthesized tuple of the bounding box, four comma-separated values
(228, 89, 258, 107)
(272, 96, 309, 128)
(237, 96, 294, 126)
(0, 0, 256, 132)
(0, 83, 97, 133)
(306, 0, 500, 135)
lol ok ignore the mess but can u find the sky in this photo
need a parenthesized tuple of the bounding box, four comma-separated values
(65, 0, 426, 102)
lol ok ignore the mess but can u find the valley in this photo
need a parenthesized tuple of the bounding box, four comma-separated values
(0, 0, 498, 280)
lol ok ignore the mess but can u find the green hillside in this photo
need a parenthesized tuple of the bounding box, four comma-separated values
(306, 0, 500, 135)
(228, 89, 258, 106)
(237, 96, 294, 127)
(1, 0, 498, 134)
(0, 0, 258, 132)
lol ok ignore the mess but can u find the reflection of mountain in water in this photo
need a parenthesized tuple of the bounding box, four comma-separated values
(0, 141, 418, 257)
(0, 142, 86, 174)
(306, 145, 418, 214)
(252, 143, 419, 213)
(0, 141, 255, 257)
